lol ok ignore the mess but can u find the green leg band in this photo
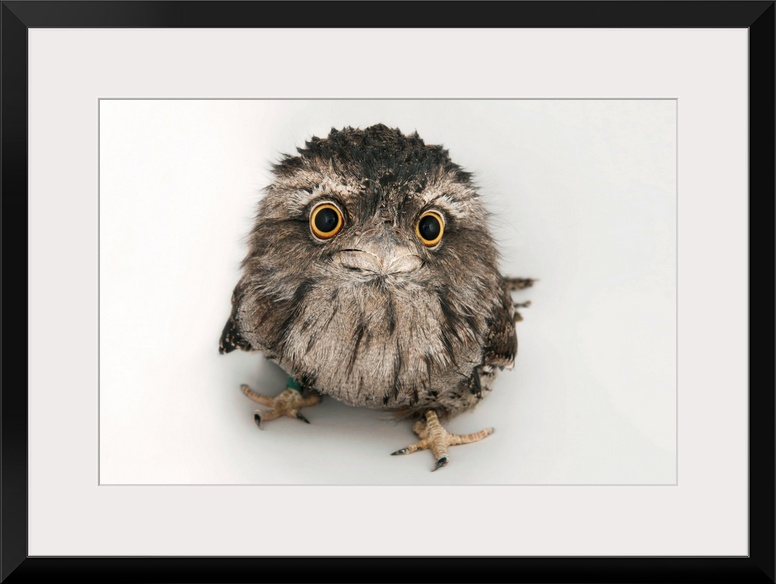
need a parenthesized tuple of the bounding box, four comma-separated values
(286, 377, 303, 392)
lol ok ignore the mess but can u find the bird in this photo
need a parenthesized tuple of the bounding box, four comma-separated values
(219, 124, 533, 471)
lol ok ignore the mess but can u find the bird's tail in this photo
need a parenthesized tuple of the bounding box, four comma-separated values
(504, 277, 536, 322)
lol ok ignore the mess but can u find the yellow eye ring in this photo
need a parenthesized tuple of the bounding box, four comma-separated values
(310, 202, 344, 240)
(415, 210, 445, 247)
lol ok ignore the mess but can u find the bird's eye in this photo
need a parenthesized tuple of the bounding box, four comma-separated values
(416, 211, 444, 247)
(310, 202, 344, 240)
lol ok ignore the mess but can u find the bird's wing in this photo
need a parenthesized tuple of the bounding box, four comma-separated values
(480, 281, 518, 370)
(219, 284, 255, 354)
(219, 308, 253, 354)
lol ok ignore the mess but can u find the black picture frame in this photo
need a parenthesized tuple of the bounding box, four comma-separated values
(2, 2, 773, 582)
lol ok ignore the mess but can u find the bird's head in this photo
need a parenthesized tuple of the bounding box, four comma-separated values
(245, 124, 499, 296)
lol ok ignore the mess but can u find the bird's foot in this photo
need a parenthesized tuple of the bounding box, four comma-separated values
(391, 411, 494, 471)
(240, 384, 321, 429)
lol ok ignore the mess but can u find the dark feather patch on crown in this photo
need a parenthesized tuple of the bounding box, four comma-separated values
(272, 124, 472, 186)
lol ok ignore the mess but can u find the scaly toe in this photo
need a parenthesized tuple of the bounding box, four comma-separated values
(391, 438, 428, 456)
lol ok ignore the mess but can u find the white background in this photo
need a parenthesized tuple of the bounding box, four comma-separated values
(29, 29, 747, 556)
(98, 99, 677, 486)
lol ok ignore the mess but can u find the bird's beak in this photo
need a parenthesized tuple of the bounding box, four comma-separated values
(334, 235, 423, 275)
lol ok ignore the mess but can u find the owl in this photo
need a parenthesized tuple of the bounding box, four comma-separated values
(220, 124, 532, 470)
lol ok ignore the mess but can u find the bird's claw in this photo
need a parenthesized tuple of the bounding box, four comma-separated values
(432, 456, 449, 472)
(241, 385, 321, 428)
(391, 411, 493, 471)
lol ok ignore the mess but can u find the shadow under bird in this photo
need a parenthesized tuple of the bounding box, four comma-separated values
(220, 124, 533, 471)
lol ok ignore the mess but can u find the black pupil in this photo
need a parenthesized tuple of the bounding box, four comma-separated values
(419, 215, 441, 241)
(315, 207, 339, 233)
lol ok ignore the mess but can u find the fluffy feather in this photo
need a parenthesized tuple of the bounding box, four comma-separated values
(220, 124, 517, 420)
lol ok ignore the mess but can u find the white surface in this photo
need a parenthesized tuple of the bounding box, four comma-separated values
(28, 28, 747, 555)
(98, 99, 676, 485)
